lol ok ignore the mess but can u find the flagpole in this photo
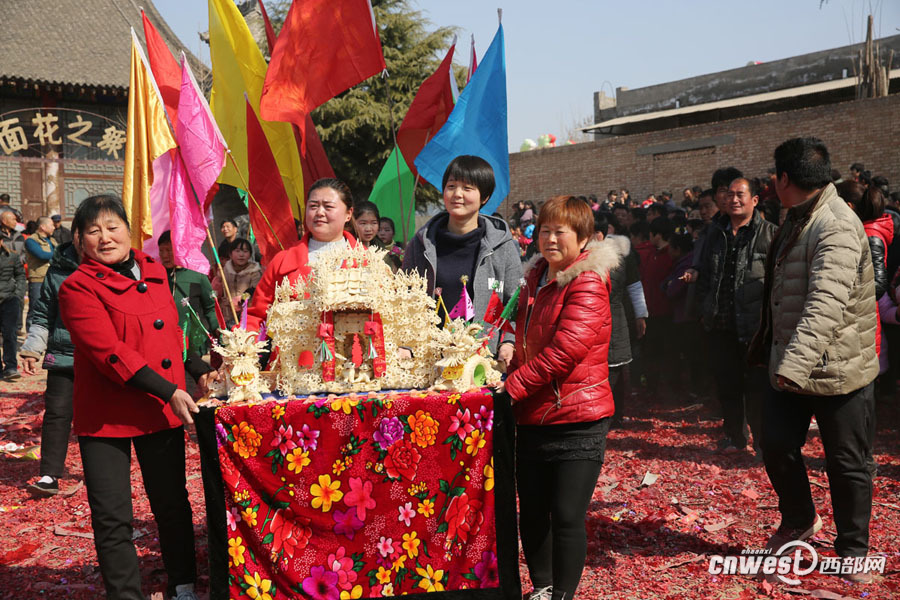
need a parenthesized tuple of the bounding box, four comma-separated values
(381, 72, 409, 245)
(407, 128, 432, 240)
(224, 150, 285, 252)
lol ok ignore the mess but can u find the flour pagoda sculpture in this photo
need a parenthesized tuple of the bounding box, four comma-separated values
(210, 244, 507, 400)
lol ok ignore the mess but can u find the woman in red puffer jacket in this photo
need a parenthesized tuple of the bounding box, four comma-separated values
(501, 195, 619, 600)
(839, 181, 894, 354)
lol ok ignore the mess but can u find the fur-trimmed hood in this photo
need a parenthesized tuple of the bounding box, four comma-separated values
(524, 238, 621, 287)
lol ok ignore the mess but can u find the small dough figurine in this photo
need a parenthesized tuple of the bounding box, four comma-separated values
(432, 319, 502, 392)
(213, 328, 271, 403)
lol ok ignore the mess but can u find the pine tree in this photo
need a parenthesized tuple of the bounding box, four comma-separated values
(265, 0, 464, 207)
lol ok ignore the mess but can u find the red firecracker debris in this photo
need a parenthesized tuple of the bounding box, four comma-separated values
(3, 372, 900, 599)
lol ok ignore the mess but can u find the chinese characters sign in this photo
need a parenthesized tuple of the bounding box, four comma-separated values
(0, 108, 126, 160)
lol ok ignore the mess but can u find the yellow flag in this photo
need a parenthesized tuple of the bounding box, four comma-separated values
(209, 0, 304, 215)
(122, 29, 177, 249)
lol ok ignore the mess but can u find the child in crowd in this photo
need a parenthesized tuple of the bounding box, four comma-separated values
(376, 216, 405, 272)
(211, 238, 262, 318)
(663, 233, 696, 393)
(352, 202, 402, 272)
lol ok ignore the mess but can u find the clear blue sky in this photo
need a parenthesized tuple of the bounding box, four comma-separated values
(154, 0, 899, 152)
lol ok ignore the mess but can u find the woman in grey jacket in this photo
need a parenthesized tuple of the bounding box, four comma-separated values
(401, 155, 523, 363)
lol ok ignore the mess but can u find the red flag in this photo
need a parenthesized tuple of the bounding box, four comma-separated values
(255, 0, 335, 198)
(483, 290, 503, 324)
(294, 115, 335, 195)
(257, 0, 277, 53)
(396, 43, 456, 178)
(467, 34, 478, 83)
(259, 0, 386, 151)
(204, 182, 219, 213)
(246, 98, 299, 265)
(213, 295, 227, 331)
(141, 10, 181, 125)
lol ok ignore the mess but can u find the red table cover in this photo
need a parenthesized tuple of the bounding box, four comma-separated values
(215, 389, 500, 599)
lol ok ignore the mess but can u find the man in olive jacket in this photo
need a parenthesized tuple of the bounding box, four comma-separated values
(749, 138, 877, 577)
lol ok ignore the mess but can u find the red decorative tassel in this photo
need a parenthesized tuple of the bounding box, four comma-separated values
(364, 315, 387, 378)
(318, 313, 336, 381)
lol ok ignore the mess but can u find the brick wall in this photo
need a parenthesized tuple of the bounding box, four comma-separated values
(502, 94, 900, 217)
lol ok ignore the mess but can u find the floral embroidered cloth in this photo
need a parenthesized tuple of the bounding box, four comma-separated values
(214, 389, 506, 599)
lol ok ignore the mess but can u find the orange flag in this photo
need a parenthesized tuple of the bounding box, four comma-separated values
(246, 99, 299, 265)
(259, 0, 386, 151)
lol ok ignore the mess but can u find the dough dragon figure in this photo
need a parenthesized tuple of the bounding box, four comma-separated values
(209, 327, 271, 403)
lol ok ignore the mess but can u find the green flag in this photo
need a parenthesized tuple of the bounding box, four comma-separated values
(369, 146, 416, 244)
(237, 188, 256, 244)
(498, 284, 522, 322)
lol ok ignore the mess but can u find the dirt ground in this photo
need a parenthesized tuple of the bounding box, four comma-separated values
(2, 371, 899, 599)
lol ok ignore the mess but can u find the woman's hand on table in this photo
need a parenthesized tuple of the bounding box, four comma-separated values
(170, 389, 200, 426)
(197, 370, 221, 396)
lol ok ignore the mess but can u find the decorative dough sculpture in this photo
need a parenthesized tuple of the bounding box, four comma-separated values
(432, 319, 502, 392)
(265, 244, 440, 395)
(210, 244, 505, 401)
(211, 328, 271, 403)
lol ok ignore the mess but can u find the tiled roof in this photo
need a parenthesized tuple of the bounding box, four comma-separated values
(0, 0, 208, 90)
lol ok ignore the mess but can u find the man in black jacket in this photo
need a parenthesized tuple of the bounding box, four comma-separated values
(687, 178, 776, 452)
(0, 232, 25, 380)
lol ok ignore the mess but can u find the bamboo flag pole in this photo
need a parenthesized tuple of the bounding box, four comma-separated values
(406, 128, 432, 238)
(142, 51, 240, 325)
(171, 146, 240, 325)
(225, 149, 285, 252)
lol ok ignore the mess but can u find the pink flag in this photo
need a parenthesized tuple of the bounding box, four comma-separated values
(168, 149, 210, 272)
(141, 149, 175, 259)
(170, 55, 226, 272)
(448, 286, 474, 321)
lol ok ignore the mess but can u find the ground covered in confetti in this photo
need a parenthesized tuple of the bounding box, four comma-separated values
(1, 371, 899, 599)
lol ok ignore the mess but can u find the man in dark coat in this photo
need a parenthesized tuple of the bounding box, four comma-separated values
(0, 232, 25, 380)
(688, 177, 775, 452)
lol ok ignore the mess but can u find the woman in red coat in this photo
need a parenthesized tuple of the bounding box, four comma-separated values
(501, 195, 619, 600)
(246, 178, 357, 333)
(59, 195, 209, 600)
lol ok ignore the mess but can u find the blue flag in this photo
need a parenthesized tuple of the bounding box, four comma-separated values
(415, 23, 508, 215)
